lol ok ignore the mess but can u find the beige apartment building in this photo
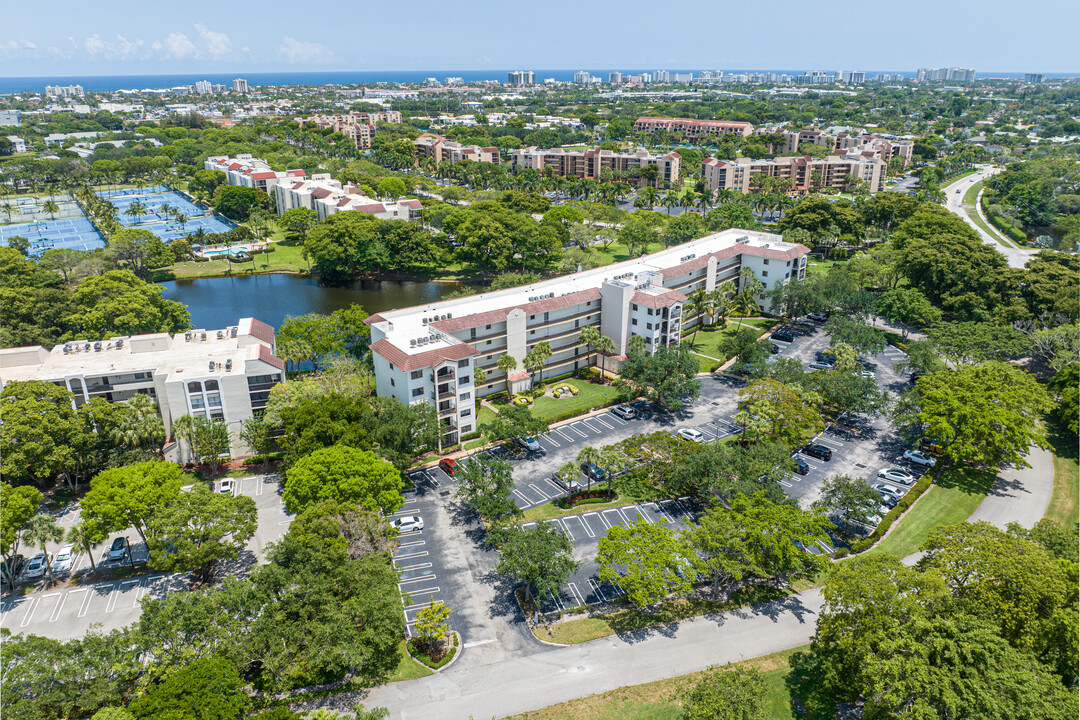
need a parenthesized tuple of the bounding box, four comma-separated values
(633, 117, 754, 138)
(0, 319, 285, 461)
(365, 229, 807, 448)
(509, 147, 681, 187)
(297, 111, 403, 150)
(757, 127, 914, 167)
(412, 133, 501, 166)
(702, 155, 887, 194)
(273, 175, 422, 223)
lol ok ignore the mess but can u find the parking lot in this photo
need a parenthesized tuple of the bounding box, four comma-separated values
(2, 473, 292, 641)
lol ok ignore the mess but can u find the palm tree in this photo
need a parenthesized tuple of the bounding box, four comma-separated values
(42, 200, 59, 220)
(126, 200, 146, 224)
(497, 354, 518, 399)
(66, 522, 101, 573)
(174, 213, 188, 232)
(733, 268, 765, 329)
(695, 192, 712, 213)
(710, 280, 736, 328)
(660, 192, 680, 215)
(576, 446, 601, 492)
(579, 325, 601, 373)
(638, 186, 660, 210)
(715, 188, 734, 206)
(686, 288, 710, 345)
(23, 514, 64, 581)
(158, 202, 173, 222)
(628, 333, 647, 356)
(526, 341, 553, 387)
(595, 335, 616, 381)
(2, 202, 14, 223)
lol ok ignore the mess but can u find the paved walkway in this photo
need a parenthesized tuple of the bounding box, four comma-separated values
(943, 167, 1036, 269)
(353, 446, 1055, 719)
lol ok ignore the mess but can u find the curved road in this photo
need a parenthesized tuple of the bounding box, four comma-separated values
(943, 166, 1036, 269)
(347, 451, 1054, 719)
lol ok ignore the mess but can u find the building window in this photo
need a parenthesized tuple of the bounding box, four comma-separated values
(207, 393, 222, 408)
(187, 381, 202, 393)
(763, 258, 769, 265)
(646, 323, 653, 330)
(460, 392, 471, 401)
(390, 378, 395, 387)
(410, 370, 423, 380)
(460, 375, 470, 385)
(458, 359, 469, 368)
(761, 271, 768, 277)
(632, 303, 638, 311)
(411, 387, 424, 397)
(461, 425, 472, 434)
(485, 324, 491, 330)
(205, 379, 219, 391)
(632, 318, 638, 326)
(461, 409, 472, 418)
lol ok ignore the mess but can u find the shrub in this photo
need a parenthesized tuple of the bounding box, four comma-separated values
(850, 471, 936, 553)
(460, 431, 481, 442)
(568, 385, 580, 396)
(242, 452, 284, 466)
(192, 254, 211, 263)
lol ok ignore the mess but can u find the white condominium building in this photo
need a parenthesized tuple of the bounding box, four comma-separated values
(702, 154, 887, 194)
(273, 175, 422, 223)
(634, 117, 755, 137)
(365, 230, 808, 448)
(204, 155, 307, 194)
(0, 318, 285, 461)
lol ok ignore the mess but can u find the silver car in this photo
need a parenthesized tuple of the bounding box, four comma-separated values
(552, 471, 582, 492)
(903, 450, 937, 468)
(23, 553, 49, 579)
(516, 436, 541, 452)
(878, 467, 917, 485)
(52, 545, 76, 575)
(677, 428, 704, 443)
(874, 482, 906, 500)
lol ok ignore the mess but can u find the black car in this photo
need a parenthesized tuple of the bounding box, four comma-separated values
(792, 456, 810, 475)
(816, 350, 837, 362)
(772, 329, 795, 342)
(580, 462, 606, 481)
(770, 343, 780, 354)
(800, 443, 833, 461)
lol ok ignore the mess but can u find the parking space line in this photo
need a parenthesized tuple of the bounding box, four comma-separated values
(397, 539, 426, 549)
(402, 585, 440, 597)
(556, 428, 575, 443)
(541, 433, 560, 447)
(567, 423, 588, 437)
(528, 483, 553, 500)
(401, 562, 432, 572)
(594, 417, 615, 430)
(817, 438, 844, 448)
(551, 518, 573, 540)
(589, 578, 608, 603)
(104, 584, 122, 613)
(17, 597, 41, 627)
(53, 589, 82, 621)
(567, 582, 586, 607)
(593, 511, 612, 529)
(393, 550, 429, 561)
(77, 586, 100, 617)
(548, 590, 565, 612)
(778, 479, 793, 487)
(399, 574, 437, 586)
(608, 413, 627, 425)
(647, 501, 674, 523)
(512, 489, 533, 506)
(564, 515, 593, 538)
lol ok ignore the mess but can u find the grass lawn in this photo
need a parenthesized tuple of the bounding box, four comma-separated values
(960, 180, 1019, 249)
(530, 378, 618, 422)
(866, 466, 995, 559)
(542, 584, 794, 646)
(803, 256, 850, 276)
(681, 319, 775, 360)
(592, 241, 667, 267)
(477, 403, 499, 427)
(153, 239, 310, 280)
(385, 639, 433, 682)
(1045, 415, 1079, 529)
(506, 646, 804, 720)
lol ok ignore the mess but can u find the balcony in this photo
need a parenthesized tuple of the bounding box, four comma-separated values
(438, 399, 456, 415)
(437, 383, 456, 399)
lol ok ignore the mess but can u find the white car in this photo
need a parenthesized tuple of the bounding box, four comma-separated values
(23, 552, 49, 579)
(218, 478, 234, 495)
(516, 436, 541, 452)
(552, 471, 582, 492)
(52, 545, 76, 575)
(903, 450, 937, 468)
(879, 467, 917, 485)
(392, 516, 424, 533)
(874, 482, 906, 500)
(677, 428, 704, 443)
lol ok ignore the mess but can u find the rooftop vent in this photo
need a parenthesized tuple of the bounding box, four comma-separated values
(225, 359, 233, 371)
(185, 332, 192, 341)
(200, 332, 207, 341)
(116, 338, 124, 349)
(736, 236, 750, 244)
(217, 330, 224, 339)
(209, 360, 215, 372)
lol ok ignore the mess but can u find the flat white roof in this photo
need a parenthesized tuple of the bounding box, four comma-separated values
(370, 228, 804, 356)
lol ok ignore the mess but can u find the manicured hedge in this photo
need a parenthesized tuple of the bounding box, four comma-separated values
(849, 469, 938, 553)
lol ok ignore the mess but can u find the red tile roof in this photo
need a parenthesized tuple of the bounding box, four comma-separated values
(356, 203, 387, 214)
(251, 171, 278, 180)
(256, 344, 285, 371)
(228, 163, 242, 170)
(370, 338, 478, 372)
(311, 188, 334, 199)
(242, 317, 277, 345)
(337, 198, 352, 207)
(632, 288, 687, 308)
(428, 288, 602, 334)
(287, 169, 306, 177)
(508, 370, 530, 382)
(402, 199, 422, 209)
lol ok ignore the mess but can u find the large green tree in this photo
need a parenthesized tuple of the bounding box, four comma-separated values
(494, 523, 579, 600)
(682, 666, 768, 720)
(454, 453, 520, 525)
(1, 482, 44, 584)
(0, 380, 87, 486)
(82, 461, 186, 550)
(596, 517, 697, 609)
(282, 445, 403, 516)
(128, 656, 249, 720)
(64, 270, 191, 341)
(615, 344, 700, 409)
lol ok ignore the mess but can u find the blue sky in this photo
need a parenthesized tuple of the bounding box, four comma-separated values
(2, 0, 1078, 76)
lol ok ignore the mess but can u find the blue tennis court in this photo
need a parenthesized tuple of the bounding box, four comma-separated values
(103, 189, 208, 227)
(0, 217, 106, 255)
(154, 214, 237, 242)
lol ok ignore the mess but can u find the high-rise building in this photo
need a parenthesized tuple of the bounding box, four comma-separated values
(233, 78, 249, 93)
(194, 80, 213, 94)
(445, 77, 464, 86)
(573, 70, 590, 84)
(1024, 73, 1045, 84)
(917, 67, 975, 83)
(507, 70, 536, 86)
(424, 77, 440, 87)
(608, 71, 623, 84)
(840, 71, 865, 84)
(45, 84, 84, 99)
(654, 70, 671, 83)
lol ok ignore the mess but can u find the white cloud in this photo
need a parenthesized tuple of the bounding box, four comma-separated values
(277, 36, 334, 64)
(161, 32, 196, 58)
(194, 24, 231, 59)
(84, 34, 106, 56)
(23, 40, 36, 49)
(83, 33, 143, 60)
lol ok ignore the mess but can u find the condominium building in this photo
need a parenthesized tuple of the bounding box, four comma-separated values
(194, 80, 213, 95)
(1024, 73, 1045, 84)
(0, 110, 21, 127)
(509, 147, 681, 187)
(758, 127, 913, 166)
(609, 72, 624, 84)
(6, 136, 26, 153)
(233, 78, 249, 93)
(916, 67, 976, 83)
(204, 155, 307, 193)
(633, 117, 754, 138)
(412, 133, 501, 166)
(507, 70, 536, 86)
(573, 70, 591, 84)
(0, 318, 285, 461)
(839, 71, 866, 84)
(45, 84, 84, 98)
(365, 230, 808, 447)
(297, 110, 403, 150)
(702, 155, 887, 194)
(273, 175, 422, 223)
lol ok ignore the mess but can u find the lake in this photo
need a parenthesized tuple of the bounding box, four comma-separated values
(160, 274, 470, 330)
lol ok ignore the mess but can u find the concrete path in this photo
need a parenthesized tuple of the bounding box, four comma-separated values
(943, 167, 1036, 269)
(353, 444, 1056, 719)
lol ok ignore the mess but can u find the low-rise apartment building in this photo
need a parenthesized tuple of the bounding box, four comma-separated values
(204, 155, 307, 194)
(702, 154, 886, 194)
(297, 110, 404, 149)
(633, 117, 755, 138)
(412, 133, 501, 166)
(509, 147, 680, 187)
(0, 318, 285, 461)
(365, 230, 808, 447)
(273, 175, 422, 222)
(759, 127, 914, 167)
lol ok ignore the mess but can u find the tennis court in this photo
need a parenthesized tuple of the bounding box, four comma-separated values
(0, 217, 106, 255)
(2, 194, 82, 223)
(155, 214, 237, 242)
(103, 189, 208, 227)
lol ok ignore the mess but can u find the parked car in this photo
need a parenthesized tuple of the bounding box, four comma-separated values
(816, 350, 837, 362)
(903, 450, 937, 468)
(23, 552, 49, 579)
(552, 471, 582, 492)
(392, 516, 424, 533)
(218, 478, 234, 495)
(108, 537, 130, 562)
(874, 482, 906, 500)
(808, 361, 835, 371)
(630, 400, 654, 418)
(878, 492, 898, 508)
(516, 436, 541, 452)
(769, 343, 780, 354)
(792, 456, 810, 475)
(878, 467, 917, 485)
(580, 462, 606, 482)
(52, 545, 76, 575)
(677, 428, 704, 443)
(612, 404, 636, 420)
(800, 443, 833, 461)
(438, 458, 460, 475)
(772, 329, 795, 342)
(807, 312, 829, 322)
